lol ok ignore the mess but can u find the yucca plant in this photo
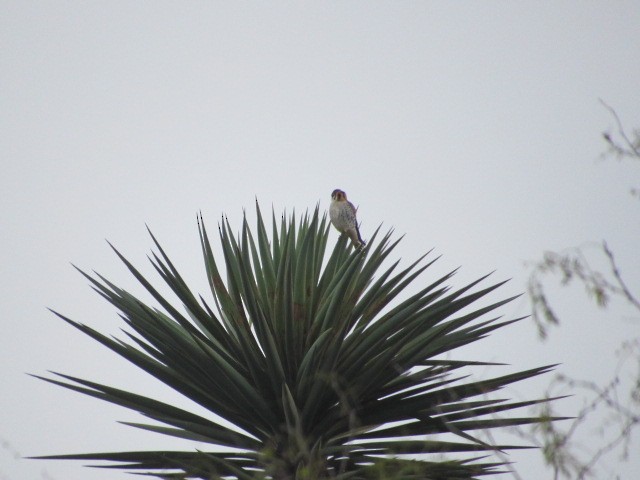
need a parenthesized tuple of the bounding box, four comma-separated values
(34, 203, 563, 479)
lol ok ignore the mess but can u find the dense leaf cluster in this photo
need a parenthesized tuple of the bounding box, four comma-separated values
(34, 204, 561, 479)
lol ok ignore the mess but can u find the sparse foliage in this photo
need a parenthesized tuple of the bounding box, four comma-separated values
(521, 103, 639, 479)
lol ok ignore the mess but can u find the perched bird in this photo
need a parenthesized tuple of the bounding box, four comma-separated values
(330, 189, 365, 249)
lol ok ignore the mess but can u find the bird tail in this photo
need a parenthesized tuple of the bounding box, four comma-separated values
(355, 223, 365, 246)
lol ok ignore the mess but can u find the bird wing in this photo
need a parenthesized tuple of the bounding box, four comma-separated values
(347, 201, 358, 217)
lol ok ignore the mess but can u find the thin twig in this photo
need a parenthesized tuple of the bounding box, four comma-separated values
(603, 241, 640, 311)
(599, 99, 640, 157)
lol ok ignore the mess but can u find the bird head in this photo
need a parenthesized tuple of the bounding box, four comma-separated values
(331, 189, 346, 201)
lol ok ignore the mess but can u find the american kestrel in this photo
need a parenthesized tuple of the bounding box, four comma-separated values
(330, 189, 365, 249)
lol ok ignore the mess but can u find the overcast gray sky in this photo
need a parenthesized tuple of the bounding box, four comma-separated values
(2, 2, 639, 479)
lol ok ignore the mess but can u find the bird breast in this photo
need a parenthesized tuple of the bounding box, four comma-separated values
(330, 201, 354, 232)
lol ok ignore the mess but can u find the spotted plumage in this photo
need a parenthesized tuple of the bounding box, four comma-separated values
(329, 189, 365, 249)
